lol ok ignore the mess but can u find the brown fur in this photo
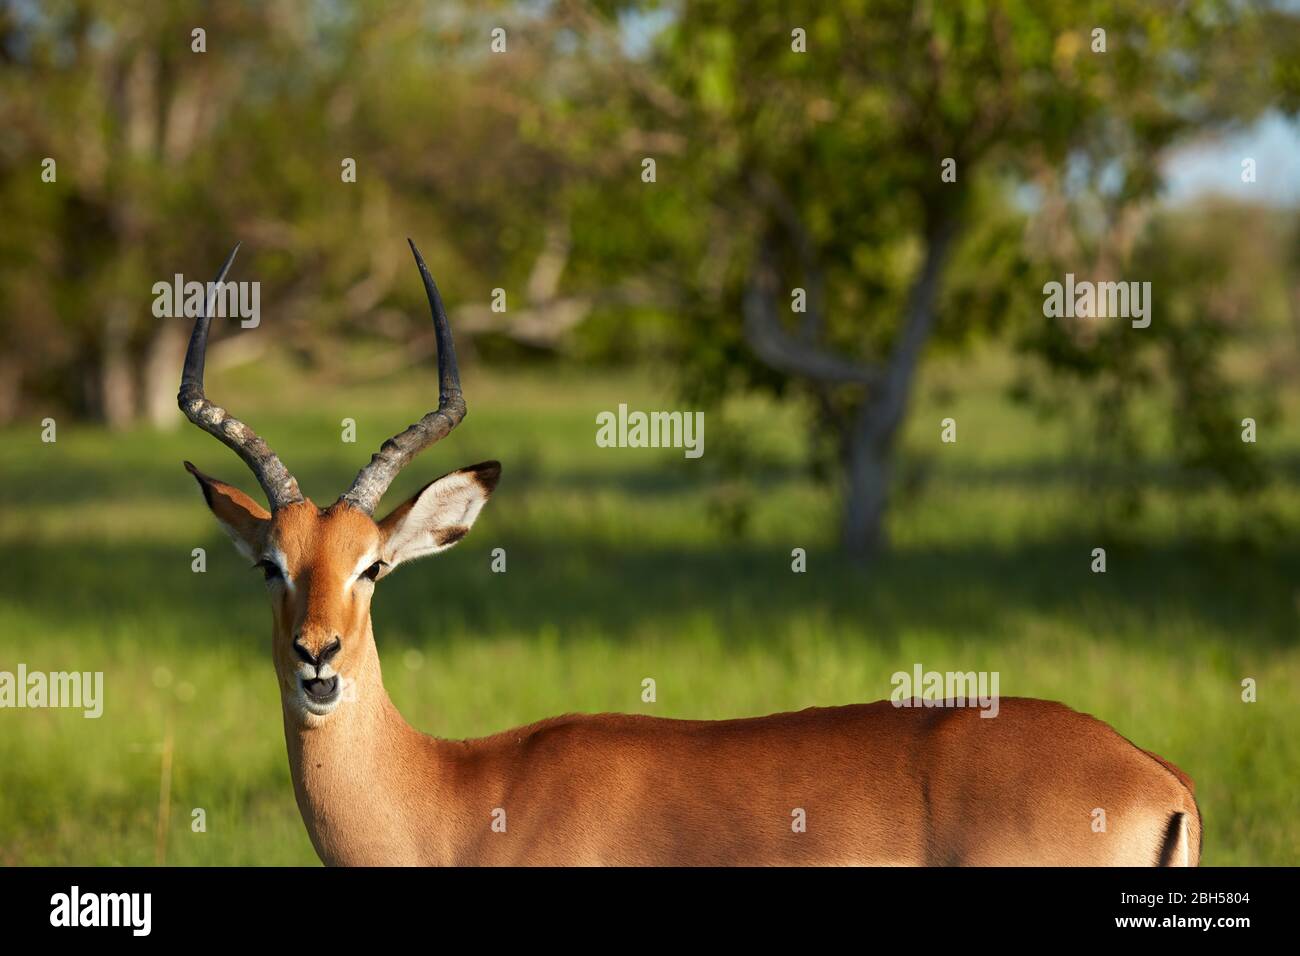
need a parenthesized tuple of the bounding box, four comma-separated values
(189, 466, 1200, 867)
(287, 691, 1204, 866)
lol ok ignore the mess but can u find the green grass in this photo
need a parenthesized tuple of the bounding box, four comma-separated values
(1, 353, 1297, 865)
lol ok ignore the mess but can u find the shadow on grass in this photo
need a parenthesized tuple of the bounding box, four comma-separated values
(6, 422, 1298, 659)
(9, 436, 1300, 511)
(5, 528, 1296, 660)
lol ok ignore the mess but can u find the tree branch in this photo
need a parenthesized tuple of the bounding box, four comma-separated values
(864, 215, 961, 440)
(742, 240, 880, 386)
(741, 175, 881, 386)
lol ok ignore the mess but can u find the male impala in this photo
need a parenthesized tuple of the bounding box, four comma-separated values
(180, 240, 1201, 866)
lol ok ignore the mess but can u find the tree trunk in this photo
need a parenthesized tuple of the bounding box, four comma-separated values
(841, 418, 893, 558)
(0, 356, 21, 425)
(99, 302, 136, 429)
(739, 184, 959, 559)
(141, 320, 188, 429)
(838, 216, 958, 558)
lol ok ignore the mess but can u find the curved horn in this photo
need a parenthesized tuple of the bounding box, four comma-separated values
(177, 243, 304, 510)
(339, 239, 466, 515)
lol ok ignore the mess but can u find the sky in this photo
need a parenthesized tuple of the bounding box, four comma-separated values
(1164, 111, 1300, 206)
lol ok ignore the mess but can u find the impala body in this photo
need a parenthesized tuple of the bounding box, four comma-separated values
(180, 241, 1201, 867)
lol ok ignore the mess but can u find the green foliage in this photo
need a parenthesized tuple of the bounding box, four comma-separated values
(2, 2, 1296, 540)
(1015, 202, 1295, 531)
(0, 1, 586, 422)
(546, 1, 1300, 532)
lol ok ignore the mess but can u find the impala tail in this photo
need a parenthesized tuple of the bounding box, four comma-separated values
(1148, 751, 1202, 867)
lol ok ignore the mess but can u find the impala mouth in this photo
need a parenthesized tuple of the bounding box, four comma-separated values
(300, 675, 341, 714)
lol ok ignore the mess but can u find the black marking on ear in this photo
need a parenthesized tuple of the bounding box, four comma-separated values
(465, 460, 502, 494)
(435, 525, 470, 548)
(184, 460, 215, 508)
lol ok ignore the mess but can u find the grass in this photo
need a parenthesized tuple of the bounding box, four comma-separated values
(0, 351, 1297, 865)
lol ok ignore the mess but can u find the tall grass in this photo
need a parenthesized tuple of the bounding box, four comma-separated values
(1, 353, 1296, 864)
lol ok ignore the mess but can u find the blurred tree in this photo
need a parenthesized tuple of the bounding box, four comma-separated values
(1, 0, 1298, 558)
(2, 1, 306, 426)
(0, 0, 601, 426)
(1015, 198, 1295, 533)
(552, 0, 1300, 555)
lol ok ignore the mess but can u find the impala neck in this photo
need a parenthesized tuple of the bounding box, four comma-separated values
(280, 620, 447, 865)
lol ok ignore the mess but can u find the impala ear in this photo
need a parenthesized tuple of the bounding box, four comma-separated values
(184, 461, 271, 562)
(378, 461, 500, 571)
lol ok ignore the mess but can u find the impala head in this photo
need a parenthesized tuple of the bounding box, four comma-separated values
(179, 240, 499, 725)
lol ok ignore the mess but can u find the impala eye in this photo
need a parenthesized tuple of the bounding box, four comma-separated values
(254, 559, 283, 582)
(361, 561, 386, 582)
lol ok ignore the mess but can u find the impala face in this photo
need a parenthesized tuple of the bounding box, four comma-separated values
(178, 240, 496, 728)
(254, 501, 383, 721)
(186, 461, 500, 725)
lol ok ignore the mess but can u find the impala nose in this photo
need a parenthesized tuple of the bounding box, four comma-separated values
(289, 634, 340, 712)
(293, 636, 342, 668)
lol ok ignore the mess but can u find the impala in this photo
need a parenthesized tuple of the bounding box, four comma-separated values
(179, 241, 1201, 866)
